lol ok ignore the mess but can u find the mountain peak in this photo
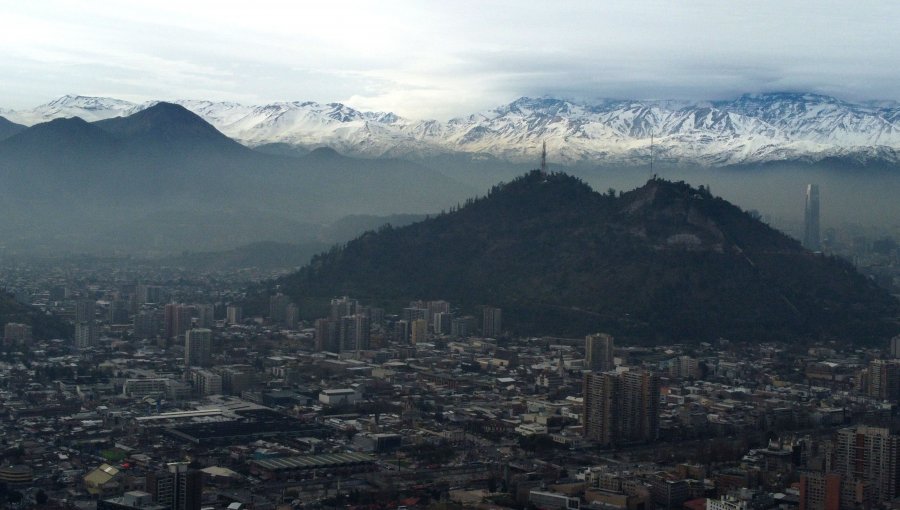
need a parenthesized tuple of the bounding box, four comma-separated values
(93, 101, 242, 151)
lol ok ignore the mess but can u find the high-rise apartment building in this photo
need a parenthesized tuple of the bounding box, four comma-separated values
(75, 321, 98, 349)
(804, 184, 821, 251)
(833, 426, 900, 504)
(196, 304, 215, 329)
(411, 318, 428, 345)
(583, 368, 660, 447)
(285, 303, 300, 330)
(483, 306, 502, 338)
(184, 328, 212, 367)
(427, 300, 450, 326)
(339, 314, 370, 353)
(75, 299, 96, 322)
(269, 293, 291, 323)
(395, 320, 410, 344)
(165, 304, 193, 340)
(226, 305, 242, 325)
(582, 371, 619, 447)
(433, 312, 453, 335)
(315, 318, 339, 352)
(891, 335, 900, 359)
(867, 359, 900, 401)
(330, 297, 358, 321)
(2, 323, 31, 346)
(585, 333, 615, 372)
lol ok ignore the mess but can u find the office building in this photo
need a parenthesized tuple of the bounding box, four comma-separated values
(190, 369, 223, 396)
(585, 333, 615, 372)
(804, 184, 821, 251)
(483, 306, 502, 337)
(184, 328, 212, 367)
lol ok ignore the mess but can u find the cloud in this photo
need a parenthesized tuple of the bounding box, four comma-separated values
(2, 1, 900, 117)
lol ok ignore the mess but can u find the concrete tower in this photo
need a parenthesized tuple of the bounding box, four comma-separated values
(804, 184, 821, 251)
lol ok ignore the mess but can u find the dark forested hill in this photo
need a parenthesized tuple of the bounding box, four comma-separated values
(281, 170, 899, 343)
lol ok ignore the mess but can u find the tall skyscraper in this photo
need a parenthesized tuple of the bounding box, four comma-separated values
(184, 328, 212, 367)
(483, 306, 502, 338)
(583, 368, 660, 447)
(804, 184, 821, 251)
(585, 333, 615, 372)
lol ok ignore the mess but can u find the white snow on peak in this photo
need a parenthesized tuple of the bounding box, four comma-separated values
(5, 93, 900, 166)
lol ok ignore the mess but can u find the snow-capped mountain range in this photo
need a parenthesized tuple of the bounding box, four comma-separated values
(4, 93, 900, 166)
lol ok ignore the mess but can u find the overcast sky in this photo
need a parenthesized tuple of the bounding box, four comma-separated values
(2, 0, 899, 119)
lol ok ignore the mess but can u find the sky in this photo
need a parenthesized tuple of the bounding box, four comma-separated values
(2, 0, 899, 119)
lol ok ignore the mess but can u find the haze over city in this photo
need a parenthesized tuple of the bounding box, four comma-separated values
(3, 2, 900, 510)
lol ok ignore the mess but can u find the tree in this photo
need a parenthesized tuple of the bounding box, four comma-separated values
(35, 490, 48, 506)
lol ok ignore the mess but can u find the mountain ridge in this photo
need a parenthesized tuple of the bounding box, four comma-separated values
(5, 92, 900, 167)
(0, 102, 474, 255)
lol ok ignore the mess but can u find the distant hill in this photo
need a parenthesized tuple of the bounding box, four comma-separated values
(281, 171, 899, 343)
(0, 103, 473, 255)
(0, 116, 26, 141)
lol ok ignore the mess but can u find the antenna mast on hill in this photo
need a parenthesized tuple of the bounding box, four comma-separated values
(650, 133, 654, 179)
(540, 141, 548, 176)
